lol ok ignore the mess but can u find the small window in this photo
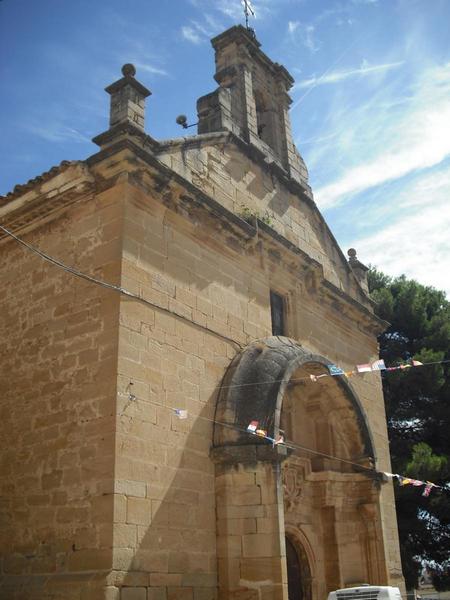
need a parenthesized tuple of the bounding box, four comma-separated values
(270, 291, 285, 336)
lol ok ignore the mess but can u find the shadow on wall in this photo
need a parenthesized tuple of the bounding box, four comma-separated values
(118, 385, 220, 598)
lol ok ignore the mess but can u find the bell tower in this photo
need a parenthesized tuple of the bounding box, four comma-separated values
(197, 26, 308, 186)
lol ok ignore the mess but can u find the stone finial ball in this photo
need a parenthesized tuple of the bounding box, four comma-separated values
(122, 63, 136, 77)
(347, 248, 357, 258)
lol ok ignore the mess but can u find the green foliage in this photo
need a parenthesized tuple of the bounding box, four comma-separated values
(406, 443, 447, 481)
(369, 269, 450, 590)
(239, 204, 275, 226)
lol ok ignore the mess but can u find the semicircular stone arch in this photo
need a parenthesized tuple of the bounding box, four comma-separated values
(213, 335, 375, 462)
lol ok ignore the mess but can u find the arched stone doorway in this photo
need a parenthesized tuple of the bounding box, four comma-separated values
(286, 535, 312, 600)
(211, 337, 388, 600)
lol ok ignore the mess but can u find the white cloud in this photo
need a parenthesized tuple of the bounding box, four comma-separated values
(288, 20, 300, 34)
(299, 131, 340, 146)
(288, 21, 320, 53)
(314, 62, 450, 209)
(181, 25, 202, 44)
(204, 12, 224, 31)
(215, 0, 244, 20)
(304, 25, 319, 52)
(180, 14, 221, 44)
(296, 60, 404, 89)
(134, 62, 168, 76)
(24, 123, 90, 144)
(353, 166, 450, 296)
(187, 0, 274, 27)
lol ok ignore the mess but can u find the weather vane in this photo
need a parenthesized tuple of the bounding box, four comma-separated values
(241, 0, 255, 30)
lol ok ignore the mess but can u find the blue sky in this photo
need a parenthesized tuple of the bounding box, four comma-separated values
(1, 0, 450, 296)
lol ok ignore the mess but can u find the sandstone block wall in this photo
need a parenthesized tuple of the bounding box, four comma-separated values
(104, 166, 402, 596)
(0, 143, 403, 598)
(0, 182, 124, 598)
(157, 137, 363, 299)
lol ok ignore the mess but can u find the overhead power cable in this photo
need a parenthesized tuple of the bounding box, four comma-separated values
(117, 390, 377, 475)
(1, 223, 448, 493)
(1, 223, 448, 394)
(0, 223, 243, 349)
(117, 389, 450, 494)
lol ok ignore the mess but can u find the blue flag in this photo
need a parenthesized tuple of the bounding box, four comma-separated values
(327, 364, 344, 376)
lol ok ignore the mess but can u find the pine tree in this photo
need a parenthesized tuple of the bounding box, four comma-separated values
(368, 270, 450, 590)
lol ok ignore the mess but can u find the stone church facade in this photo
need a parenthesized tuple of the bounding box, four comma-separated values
(0, 26, 404, 600)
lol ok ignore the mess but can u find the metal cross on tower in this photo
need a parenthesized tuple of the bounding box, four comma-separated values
(241, 0, 255, 30)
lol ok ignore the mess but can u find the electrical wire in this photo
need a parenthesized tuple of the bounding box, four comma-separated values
(1, 223, 448, 490)
(0, 223, 243, 350)
(117, 390, 379, 475)
(1, 223, 448, 397)
(197, 358, 450, 393)
(117, 389, 450, 493)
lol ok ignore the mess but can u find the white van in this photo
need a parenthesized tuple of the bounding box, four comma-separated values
(328, 586, 403, 600)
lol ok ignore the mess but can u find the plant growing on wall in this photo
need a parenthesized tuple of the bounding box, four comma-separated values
(238, 203, 275, 226)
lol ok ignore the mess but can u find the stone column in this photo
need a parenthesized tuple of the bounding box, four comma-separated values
(212, 445, 288, 600)
(322, 505, 343, 592)
(359, 503, 388, 584)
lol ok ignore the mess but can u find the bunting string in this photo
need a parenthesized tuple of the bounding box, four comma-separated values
(1, 222, 448, 395)
(117, 390, 377, 473)
(382, 473, 447, 497)
(3, 222, 449, 498)
(117, 389, 450, 498)
(199, 356, 450, 393)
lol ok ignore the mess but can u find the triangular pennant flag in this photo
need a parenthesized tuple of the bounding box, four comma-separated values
(247, 420, 259, 433)
(356, 363, 372, 373)
(422, 482, 434, 497)
(273, 434, 285, 446)
(411, 359, 423, 367)
(255, 428, 267, 437)
(174, 408, 188, 419)
(328, 364, 344, 376)
(371, 359, 386, 371)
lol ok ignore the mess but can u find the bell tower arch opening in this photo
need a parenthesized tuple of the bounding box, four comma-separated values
(254, 88, 277, 152)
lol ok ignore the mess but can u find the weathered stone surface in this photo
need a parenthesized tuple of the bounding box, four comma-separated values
(0, 22, 403, 600)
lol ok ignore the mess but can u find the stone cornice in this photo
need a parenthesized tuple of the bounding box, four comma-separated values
(92, 121, 160, 149)
(0, 162, 96, 237)
(0, 136, 384, 335)
(91, 125, 365, 312)
(155, 130, 369, 305)
(0, 160, 79, 205)
(157, 129, 315, 204)
(87, 138, 384, 334)
(320, 280, 387, 334)
(104, 74, 151, 98)
(254, 221, 385, 334)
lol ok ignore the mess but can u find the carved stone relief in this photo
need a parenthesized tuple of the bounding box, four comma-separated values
(282, 456, 311, 513)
